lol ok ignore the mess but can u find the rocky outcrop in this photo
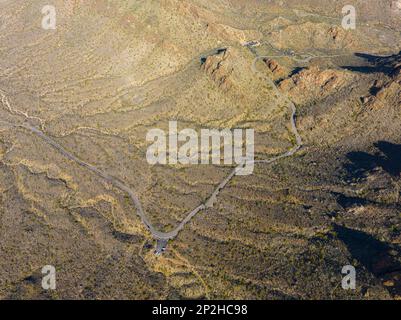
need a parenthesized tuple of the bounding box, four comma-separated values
(278, 66, 353, 105)
(368, 74, 401, 109)
(263, 58, 287, 79)
(201, 48, 233, 92)
(365, 52, 401, 109)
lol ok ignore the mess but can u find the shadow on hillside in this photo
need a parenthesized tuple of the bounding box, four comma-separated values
(334, 224, 398, 275)
(341, 52, 400, 75)
(333, 224, 401, 297)
(344, 141, 401, 181)
(338, 141, 401, 209)
(334, 193, 369, 209)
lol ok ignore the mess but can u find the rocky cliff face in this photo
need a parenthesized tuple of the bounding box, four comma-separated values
(201, 49, 233, 92)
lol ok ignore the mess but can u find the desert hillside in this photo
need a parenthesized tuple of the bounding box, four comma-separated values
(0, 0, 400, 299)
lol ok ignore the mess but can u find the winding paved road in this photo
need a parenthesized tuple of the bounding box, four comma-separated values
(0, 47, 304, 248)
